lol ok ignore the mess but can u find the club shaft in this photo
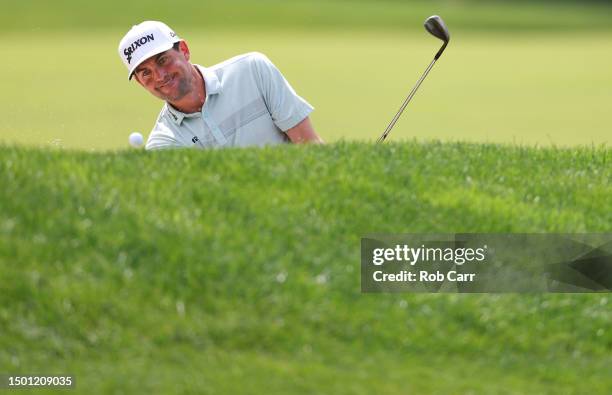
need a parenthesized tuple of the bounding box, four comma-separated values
(378, 57, 438, 143)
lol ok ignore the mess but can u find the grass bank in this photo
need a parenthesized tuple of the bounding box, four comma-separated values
(0, 142, 610, 393)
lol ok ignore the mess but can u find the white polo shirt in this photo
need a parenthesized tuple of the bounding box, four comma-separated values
(145, 52, 314, 150)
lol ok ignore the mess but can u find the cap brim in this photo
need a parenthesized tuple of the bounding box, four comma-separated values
(127, 41, 175, 80)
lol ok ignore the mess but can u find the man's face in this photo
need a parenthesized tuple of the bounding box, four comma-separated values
(133, 42, 195, 102)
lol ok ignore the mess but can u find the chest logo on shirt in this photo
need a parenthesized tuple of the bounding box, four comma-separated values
(192, 136, 199, 144)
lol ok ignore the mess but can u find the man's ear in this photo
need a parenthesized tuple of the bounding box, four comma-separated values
(179, 41, 191, 61)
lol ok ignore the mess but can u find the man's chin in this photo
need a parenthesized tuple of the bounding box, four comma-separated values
(154, 79, 191, 102)
(154, 89, 180, 102)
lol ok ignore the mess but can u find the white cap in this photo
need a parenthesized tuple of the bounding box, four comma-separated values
(118, 21, 181, 80)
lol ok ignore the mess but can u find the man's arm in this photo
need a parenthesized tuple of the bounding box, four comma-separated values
(250, 53, 323, 144)
(286, 117, 324, 144)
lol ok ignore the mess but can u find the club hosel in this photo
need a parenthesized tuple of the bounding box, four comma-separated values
(434, 42, 448, 60)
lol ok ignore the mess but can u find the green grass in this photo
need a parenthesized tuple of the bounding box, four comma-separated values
(1, 142, 610, 394)
(1, 30, 612, 150)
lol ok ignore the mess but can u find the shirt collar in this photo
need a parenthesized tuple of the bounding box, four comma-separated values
(164, 64, 222, 126)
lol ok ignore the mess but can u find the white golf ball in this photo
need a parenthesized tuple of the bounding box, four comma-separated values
(129, 132, 144, 148)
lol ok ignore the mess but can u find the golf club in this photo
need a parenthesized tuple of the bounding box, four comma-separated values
(377, 15, 450, 143)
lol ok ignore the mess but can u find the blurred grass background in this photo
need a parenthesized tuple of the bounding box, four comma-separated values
(2, 0, 612, 32)
(0, 0, 611, 149)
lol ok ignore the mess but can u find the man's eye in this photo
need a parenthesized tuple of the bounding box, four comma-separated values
(158, 57, 167, 66)
(141, 70, 151, 77)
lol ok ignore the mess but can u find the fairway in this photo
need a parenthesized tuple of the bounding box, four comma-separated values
(1, 30, 611, 150)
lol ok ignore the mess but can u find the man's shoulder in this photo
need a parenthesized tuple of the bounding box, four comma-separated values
(145, 105, 181, 150)
(207, 52, 272, 73)
(152, 104, 172, 128)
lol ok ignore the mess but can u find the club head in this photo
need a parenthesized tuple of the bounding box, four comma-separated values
(425, 15, 450, 43)
(424, 15, 450, 59)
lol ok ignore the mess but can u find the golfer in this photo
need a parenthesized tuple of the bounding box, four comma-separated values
(118, 21, 323, 150)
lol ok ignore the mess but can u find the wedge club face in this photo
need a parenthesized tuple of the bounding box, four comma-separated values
(377, 15, 451, 143)
(425, 15, 450, 60)
(425, 15, 450, 43)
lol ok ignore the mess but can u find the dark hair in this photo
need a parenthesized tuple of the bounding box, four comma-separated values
(172, 41, 180, 51)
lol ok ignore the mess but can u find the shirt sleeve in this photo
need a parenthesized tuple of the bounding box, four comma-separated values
(250, 52, 314, 132)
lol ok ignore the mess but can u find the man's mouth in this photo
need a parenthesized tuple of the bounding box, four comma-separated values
(157, 76, 175, 90)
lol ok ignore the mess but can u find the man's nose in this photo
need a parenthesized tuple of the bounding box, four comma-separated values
(152, 66, 168, 82)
